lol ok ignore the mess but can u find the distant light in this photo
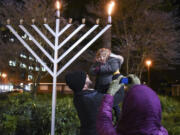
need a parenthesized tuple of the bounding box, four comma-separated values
(25, 85, 31, 91)
(9, 60, 16, 67)
(20, 54, 27, 59)
(42, 67, 46, 72)
(22, 34, 27, 39)
(1, 73, 7, 78)
(10, 85, 13, 91)
(146, 60, 152, 66)
(10, 38, 14, 42)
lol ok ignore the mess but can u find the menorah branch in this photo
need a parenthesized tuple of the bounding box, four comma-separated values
(56, 24, 111, 76)
(32, 25, 55, 50)
(58, 24, 72, 37)
(7, 25, 54, 77)
(44, 24, 56, 37)
(57, 25, 99, 63)
(19, 25, 54, 63)
(57, 24, 85, 50)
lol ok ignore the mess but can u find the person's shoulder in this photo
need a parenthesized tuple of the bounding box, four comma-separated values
(85, 90, 104, 99)
(108, 54, 123, 64)
(108, 57, 120, 63)
(82, 89, 98, 96)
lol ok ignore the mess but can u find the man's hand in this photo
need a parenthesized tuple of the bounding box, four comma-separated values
(107, 75, 124, 96)
(126, 74, 141, 90)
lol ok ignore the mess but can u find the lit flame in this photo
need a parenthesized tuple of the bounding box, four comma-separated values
(108, 1, 115, 15)
(56, 1, 61, 10)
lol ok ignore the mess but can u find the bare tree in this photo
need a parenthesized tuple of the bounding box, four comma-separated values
(111, 0, 180, 78)
(75, 0, 180, 78)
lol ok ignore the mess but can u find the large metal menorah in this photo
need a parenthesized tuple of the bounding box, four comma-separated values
(6, 18, 111, 134)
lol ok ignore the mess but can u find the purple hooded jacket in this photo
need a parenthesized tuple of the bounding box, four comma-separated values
(97, 85, 168, 135)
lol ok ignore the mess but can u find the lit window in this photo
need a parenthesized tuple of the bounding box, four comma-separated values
(20, 83, 23, 87)
(28, 75, 33, 81)
(9, 60, 16, 67)
(10, 38, 14, 42)
(9, 85, 13, 91)
(4, 85, 8, 90)
(42, 67, 46, 72)
(22, 34, 27, 39)
(20, 63, 27, 68)
(35, 67, 40, 71)
(20, 54, 27, 59)
(29, 66, 34, 70)
(0, 85, 3, 90)
(25, 85, 31, 91)
(29, 56, 34, 61)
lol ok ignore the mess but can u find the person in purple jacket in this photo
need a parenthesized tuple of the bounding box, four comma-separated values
(97, 74, 168, 135)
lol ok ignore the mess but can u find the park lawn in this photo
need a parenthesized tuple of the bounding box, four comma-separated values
(0, 92, 179, 135)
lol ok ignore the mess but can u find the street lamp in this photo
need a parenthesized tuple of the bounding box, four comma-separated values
(1, 73, 7, 79)
(1, 73, 7, 84)
(145, 60, 152, 85)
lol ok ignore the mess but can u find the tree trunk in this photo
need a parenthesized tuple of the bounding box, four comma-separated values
(123, 20, 130, 75)
(126, 47, 130, 75)
(31, 71, 42, 99)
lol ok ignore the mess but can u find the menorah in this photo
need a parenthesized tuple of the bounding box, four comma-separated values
(6, 1, 114, 135)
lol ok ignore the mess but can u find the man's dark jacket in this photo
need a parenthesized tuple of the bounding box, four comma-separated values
(73, 89, 124, 135)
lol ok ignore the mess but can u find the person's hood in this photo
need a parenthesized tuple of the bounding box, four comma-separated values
(117, 85, 168, 135)
(65, 71, 86, 93)
(110, 53, 124, 64)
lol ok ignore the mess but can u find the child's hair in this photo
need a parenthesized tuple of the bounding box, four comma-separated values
(96, 48, 111, 59)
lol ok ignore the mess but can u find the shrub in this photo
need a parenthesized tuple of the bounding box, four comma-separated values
(0, 93, 80, 135)
(159, 95, 180, 135)
(0, 93, 179, 135)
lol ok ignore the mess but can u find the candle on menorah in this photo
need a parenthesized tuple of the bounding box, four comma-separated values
(6, 1, 114, 135)
(108, 1, 115, 24)
(102, 1, 115, 49)
(55, 1, 60, 18)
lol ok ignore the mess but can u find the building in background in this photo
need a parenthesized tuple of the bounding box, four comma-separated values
(0, 52, 51, 92)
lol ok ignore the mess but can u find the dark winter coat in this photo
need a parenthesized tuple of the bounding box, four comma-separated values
(96, 85, 168, 135)
(90, 56, 123, 92)
(73, 89, 124, 135)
